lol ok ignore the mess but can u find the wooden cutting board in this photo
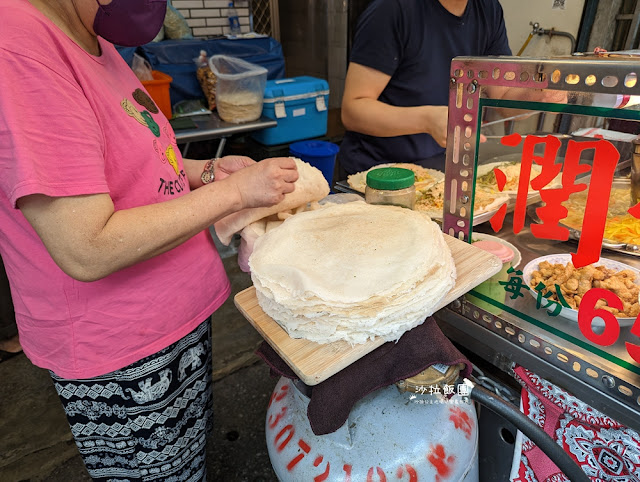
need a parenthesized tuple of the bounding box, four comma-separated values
(234, 233, 502, 385)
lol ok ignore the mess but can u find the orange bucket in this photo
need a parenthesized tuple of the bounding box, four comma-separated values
(142, 70, 173, 119)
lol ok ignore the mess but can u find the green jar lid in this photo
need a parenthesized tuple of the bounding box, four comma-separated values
(366, 167, 415, 190)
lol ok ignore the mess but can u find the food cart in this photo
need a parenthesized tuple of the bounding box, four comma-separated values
(439, 53, 640, 477)
(235, 53, 640, 481)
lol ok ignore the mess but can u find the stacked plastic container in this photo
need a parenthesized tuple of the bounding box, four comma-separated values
(209, 55, 267, 123)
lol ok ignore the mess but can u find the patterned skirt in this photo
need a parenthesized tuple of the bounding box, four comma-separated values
(50, 319, 212, 482)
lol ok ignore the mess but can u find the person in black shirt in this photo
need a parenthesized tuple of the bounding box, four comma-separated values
(336, 0, 512, 179)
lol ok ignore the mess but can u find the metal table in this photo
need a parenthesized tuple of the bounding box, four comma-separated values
(435, 213, 640, 432)
(174, 113, 277, 157)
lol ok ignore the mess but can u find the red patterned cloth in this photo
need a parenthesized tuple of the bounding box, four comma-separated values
(510, 365, 640, 481)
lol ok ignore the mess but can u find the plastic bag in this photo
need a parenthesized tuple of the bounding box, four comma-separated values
(209, 55, 268, 123)
(152, 25, 165, 43)
(194, 50, 217, 110)
(132, 53, 153, 82)
(172, 99, 211, 117)
(164, 2, 193, 40)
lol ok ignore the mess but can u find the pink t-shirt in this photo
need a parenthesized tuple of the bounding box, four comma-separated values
(0, 0, 231, 379)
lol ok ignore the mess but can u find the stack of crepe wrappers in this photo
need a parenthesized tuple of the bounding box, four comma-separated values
(249, 201, 457, 345)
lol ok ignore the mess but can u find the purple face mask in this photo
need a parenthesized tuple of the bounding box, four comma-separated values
(93, 0, 168, 47)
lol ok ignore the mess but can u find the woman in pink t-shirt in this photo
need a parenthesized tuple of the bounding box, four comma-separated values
(0, 0, 297, 480)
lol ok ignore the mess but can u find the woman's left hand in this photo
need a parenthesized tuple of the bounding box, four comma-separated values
(214, 155, 256, 181)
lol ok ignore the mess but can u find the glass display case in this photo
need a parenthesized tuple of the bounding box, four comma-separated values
(439, 54, 640, 431)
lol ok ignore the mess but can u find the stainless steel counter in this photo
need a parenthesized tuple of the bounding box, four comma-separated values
(436, 213, 640, 431)
(174, 113, 277, 157)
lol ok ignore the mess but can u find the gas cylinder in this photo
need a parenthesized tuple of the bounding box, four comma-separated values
(265, 364, 479, 481)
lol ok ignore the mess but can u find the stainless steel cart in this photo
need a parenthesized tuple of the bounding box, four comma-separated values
(440, 53, 640, 433)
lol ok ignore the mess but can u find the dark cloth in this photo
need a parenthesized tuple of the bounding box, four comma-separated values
(609, 118, 640, 135)
(338, 0, 512, 175)
(256, 317, 472, 435)
(51, 319, 213, 482)
(0, 255, 17, 340)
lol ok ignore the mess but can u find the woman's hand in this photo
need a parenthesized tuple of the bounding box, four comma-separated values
(16, 155, 297, 281)
(222, 157, 299, 209)
(214, 155, 255, 181)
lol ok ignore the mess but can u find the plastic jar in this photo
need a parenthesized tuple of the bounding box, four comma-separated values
(465, 240, 515, 315)
(365, 167, 416, 209)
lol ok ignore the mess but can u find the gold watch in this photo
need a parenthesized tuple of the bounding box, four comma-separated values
(201, 158, 217, 184)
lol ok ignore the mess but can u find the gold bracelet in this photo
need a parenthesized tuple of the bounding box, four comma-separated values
(201, 158, 217, 184)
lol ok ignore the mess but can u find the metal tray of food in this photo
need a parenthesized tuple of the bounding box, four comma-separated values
(528, 177, 640, 257)
(334, 179, 509, 226)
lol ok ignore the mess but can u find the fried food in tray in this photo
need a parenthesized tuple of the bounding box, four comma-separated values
(529, 259, 640, 318)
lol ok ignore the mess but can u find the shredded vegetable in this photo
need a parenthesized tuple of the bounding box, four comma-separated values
(562, 187, 640, 246)
(603, 215, 640, 245)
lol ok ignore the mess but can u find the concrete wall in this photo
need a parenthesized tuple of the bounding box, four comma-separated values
(587, 0, 624, 51)
(327, 0, 349, 108)
(500, 0, 585, 56)
(279, 0, 329, 79)
(172, 0, 252, 37)
(278, 0, 348, 109)
(171, 0, 349, 108)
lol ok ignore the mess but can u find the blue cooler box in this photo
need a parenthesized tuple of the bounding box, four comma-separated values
(251, 76, 329, 146)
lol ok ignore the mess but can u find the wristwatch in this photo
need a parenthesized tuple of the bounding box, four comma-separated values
(201, 158, 217, 184)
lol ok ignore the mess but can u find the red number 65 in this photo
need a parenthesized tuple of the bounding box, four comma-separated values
(579, 287, 640, 365)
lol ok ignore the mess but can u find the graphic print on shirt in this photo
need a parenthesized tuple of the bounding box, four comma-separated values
(141, 111, 160, 137)
(121, 98, 148, 127)
(163, 122, 176, 146)
(120, 98, 160, 137)
(133, 88, 159, 114)
(153, 138, 167, 164)
(158, 169, 187, 196)
(152, 138, 187, 196)
(122, 95, 186, 197)
(165, 144, 179, 175)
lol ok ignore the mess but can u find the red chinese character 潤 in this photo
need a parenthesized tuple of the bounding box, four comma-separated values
(532, 138, 618, 268)
(488, 134, 620, 268)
